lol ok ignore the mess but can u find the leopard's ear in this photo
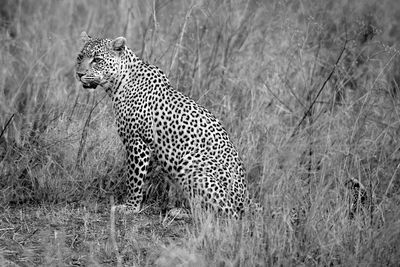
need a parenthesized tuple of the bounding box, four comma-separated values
(80, 31, 91, 44)
(110, 36, 126, 52)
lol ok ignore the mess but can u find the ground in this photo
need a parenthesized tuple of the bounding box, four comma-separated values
(0, 204, 191, 266)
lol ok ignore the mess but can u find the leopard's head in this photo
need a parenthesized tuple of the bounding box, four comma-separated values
(75, 32, 127, 90)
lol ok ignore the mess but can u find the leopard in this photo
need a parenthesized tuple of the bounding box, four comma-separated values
(75, 32, 256, 218)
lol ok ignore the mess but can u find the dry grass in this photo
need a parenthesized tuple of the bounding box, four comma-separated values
(1, 0, 400, 266)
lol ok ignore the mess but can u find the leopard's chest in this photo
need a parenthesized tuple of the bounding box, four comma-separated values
(112, 92, 155, 145)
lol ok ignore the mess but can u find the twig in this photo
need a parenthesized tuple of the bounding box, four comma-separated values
(263, 82, 293, 113)
(21, 228, 38, 244)
(290, 38, 348, 138)
(168, 3, 196, 76)
(0, 114, 15, 139)
(110, 196, 123, 267)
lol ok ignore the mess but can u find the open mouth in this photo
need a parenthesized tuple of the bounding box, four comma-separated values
(82, 82, 98, 89)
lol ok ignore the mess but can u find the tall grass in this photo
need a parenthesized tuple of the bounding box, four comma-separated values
(1, 0, 400, 265)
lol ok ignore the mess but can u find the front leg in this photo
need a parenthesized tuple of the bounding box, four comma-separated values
(118, 136, 150, 213)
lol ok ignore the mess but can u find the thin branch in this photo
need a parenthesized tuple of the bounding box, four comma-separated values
(110, 196, 123, 267)
(290, 38, 348, 138)
(0, 114, 15, 139)
(167, 3, 196, 76)
(263, 82, 293, 113)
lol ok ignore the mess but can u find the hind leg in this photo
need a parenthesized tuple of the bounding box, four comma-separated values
(177, 166, 238, 218)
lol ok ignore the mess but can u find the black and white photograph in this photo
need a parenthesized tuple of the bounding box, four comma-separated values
(1, 0, 399, 266)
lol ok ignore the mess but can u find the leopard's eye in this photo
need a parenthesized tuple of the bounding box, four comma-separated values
(91, 57, 103, 67)
(92, 57, 102, 63)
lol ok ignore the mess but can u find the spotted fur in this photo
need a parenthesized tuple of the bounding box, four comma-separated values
(75, 32, 253, 217)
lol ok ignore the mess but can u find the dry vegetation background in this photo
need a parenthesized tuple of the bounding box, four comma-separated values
(1, 0, 400, 266)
